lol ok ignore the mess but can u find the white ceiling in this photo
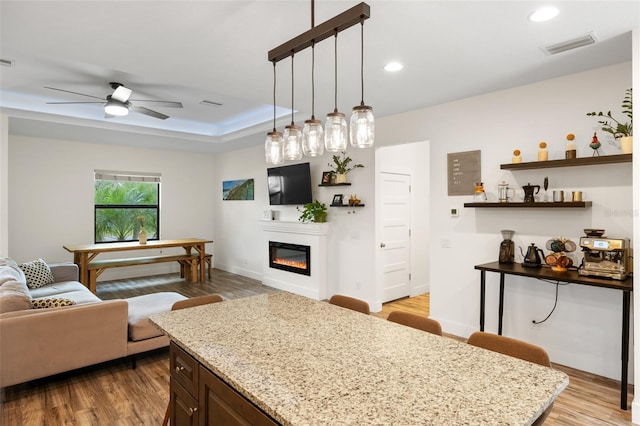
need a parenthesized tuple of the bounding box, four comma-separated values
(1, 1, 638, 154)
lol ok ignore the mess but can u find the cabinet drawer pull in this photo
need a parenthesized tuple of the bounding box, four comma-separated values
(175, 365, 185, 373)
(188, 407, 198, 416)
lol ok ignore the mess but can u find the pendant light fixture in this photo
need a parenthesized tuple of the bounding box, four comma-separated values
(350, 20, 374, 148)
(283, 54, 303, 161)
(302, 42, 324, 157)
(265, 61, 284, 165)
(324, 31, 348, 153)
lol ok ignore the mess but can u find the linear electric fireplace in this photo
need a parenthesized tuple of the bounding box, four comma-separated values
(269, 241, 311, 276)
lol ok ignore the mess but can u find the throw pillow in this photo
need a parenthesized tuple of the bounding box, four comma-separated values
(19, 259, 55, 289)
(31, 298, 76, 309)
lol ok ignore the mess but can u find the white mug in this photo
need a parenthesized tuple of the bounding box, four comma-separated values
(553, 190, 564, 202)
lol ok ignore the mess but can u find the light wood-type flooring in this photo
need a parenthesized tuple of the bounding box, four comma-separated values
(0, 270, 634, 425)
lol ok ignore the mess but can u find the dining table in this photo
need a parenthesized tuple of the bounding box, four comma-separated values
(150, 292, 568, 425)
(63, 238, 212, 287)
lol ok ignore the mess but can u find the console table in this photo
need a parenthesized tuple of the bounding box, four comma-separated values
(475, 261, 633, 409)
(150, 292, 568, 425)
(63, 238, 212, 289)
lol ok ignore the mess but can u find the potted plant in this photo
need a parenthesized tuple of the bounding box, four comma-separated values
(328, 151, 364, 184)
(297, 200, 328, 223)
(586, 88, 633, 153)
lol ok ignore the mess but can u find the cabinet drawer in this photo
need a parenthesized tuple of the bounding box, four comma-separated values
(170, 342, 199, 398)
(170, 377, 199, 426)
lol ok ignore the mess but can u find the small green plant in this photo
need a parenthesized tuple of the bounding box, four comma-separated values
(297, 200, 328, 223)
(586, 88, 633, 138)
(328, 151, 364, 175)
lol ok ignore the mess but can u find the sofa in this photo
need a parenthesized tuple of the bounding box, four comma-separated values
(0, 258, 186, 388)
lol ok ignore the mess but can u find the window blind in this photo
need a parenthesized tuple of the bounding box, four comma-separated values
(94, 170, 161, 183)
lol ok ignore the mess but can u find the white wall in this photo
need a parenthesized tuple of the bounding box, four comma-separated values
(631, 27, 640, 424)
(0, 113, 8, 257)
(377, 62, 633, 382)
(8, 135, 216, 279)
(213, 142, 379, 307)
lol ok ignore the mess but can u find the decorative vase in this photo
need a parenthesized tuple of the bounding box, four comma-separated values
(335, 173, 347, 184)
(620, 136, 633, 154)
(138, 228, 147, 244)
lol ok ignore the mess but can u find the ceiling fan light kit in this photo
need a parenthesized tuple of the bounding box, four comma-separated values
(265, 1, 374, 164)
(45, 82, 182, 121)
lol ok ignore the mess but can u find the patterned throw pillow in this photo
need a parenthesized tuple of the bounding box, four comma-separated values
(31, 298, 76, 309)
(19, 259, 55, 289)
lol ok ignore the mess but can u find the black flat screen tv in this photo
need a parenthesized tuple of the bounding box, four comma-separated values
(267, 162, 313, 205)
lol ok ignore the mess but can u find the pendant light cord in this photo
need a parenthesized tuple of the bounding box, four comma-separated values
(272, 60, 277, 132)
(290, 53, 295, 125)
(359, 20, 365, 107)
(334, 31, 338, 113)
(311, 41, 316, 120)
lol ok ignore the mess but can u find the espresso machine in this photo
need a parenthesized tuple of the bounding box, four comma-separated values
(578, 233, 632, 280)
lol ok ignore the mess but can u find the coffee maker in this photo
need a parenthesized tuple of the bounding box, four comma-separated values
(499, 230, 515, 264)
(578, 234, 631, 280)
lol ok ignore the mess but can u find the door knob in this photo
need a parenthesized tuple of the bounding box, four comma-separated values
(380, 242, 386, 248)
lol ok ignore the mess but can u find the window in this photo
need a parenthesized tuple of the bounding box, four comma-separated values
(94, 170, 160, 243)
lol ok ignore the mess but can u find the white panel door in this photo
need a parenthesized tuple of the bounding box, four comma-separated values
(380, 172, 411, 302)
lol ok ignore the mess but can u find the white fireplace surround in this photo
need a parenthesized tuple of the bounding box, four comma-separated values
(260, 220, 329, 300)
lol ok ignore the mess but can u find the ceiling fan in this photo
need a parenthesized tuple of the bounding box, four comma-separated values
(45, 82, 182, 120)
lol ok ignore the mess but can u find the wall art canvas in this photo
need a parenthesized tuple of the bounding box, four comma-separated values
(223, 179, 254, 200)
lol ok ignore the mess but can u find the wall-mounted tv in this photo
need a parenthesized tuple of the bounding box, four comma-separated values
(267, 162, 313, 205)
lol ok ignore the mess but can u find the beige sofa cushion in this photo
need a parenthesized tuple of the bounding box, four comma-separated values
(0, 263, 32, 313)
(30, 281, 101, 304)
(126, 292, 186, 341)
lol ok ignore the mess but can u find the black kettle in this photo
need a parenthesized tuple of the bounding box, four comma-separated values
(520, 243, 544, 268)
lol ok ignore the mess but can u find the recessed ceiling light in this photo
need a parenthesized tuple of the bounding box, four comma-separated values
(384, 62, 403, 72)
(529, 6, 559, 22)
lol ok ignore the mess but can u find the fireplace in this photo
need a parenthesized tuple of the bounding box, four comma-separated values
(269, 241, 311, 276)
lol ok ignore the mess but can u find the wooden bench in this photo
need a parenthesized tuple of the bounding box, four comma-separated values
(87, 254, 199, 293)
(179, 253, 212, 281)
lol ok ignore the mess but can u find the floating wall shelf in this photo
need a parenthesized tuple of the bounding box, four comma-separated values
(331, 204, 365, 207)
(319, 183, 351, 187)
(500, 153, 631, 170)
(464, 202, 592, 209)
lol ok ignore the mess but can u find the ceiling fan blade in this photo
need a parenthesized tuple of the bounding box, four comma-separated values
(130, 100, 183, 108)
(46, 101, 106, 104)
(131, 105, 169, 120)
(112, 85, 132, 102)
(44, 86, 105, 100)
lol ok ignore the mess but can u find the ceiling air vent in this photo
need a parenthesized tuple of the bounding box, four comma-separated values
(200, 100, 223, 107)
(542, 33, 596, 55)
(0, 58, 15, 67)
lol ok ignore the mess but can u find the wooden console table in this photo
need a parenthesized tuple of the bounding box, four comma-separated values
(475, 261, 633, 409)
(64, 238, 212, 290)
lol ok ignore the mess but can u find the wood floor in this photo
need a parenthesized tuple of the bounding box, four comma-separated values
(0, 271, 634, 425)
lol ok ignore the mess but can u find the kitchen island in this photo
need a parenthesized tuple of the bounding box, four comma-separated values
(150, 292, 568, 425)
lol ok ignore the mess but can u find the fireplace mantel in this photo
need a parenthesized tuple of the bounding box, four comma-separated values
(260, 220, 329, 236)
(260, 220, 329, 300)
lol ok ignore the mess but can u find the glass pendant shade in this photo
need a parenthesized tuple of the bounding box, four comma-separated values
(283, 124, 303, 161)
(265, 131, 284, 165)
(349, 105, 374, 148)
(302, 119, 324, 157)
(325, 112, 348, 152)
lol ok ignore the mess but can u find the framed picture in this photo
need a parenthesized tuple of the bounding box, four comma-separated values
(332, 194, 344, 206)
(222, 179, 255, 200)
(321, 171, 333, 184)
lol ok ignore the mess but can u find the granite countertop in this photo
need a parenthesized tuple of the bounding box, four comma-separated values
(150, 292, 568, 426)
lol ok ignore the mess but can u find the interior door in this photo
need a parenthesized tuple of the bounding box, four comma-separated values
(379, 172, 411, 302)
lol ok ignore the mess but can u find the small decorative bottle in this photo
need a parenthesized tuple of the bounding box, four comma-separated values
(565, 133, 576, 159)
(512, 149, 522, 163)
(537, 142, 548, 161)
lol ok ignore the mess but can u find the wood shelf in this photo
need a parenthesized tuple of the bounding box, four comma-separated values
(500, 153, 631, 170)
(319, 182, 351, 186)
(464, 201, 592, 208)
(330, 204, 365, 207)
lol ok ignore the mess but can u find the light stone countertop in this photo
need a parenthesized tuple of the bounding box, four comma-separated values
(150, 292, 568, 426)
